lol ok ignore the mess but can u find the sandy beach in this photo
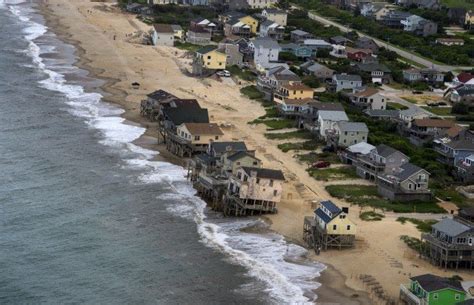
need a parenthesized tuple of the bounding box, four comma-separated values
(39, 1, 472, 304)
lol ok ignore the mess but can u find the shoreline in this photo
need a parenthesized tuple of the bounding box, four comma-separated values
(35, 3, 374, 304)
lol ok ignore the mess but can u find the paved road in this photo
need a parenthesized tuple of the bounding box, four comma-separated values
(304, 11, 473, 73)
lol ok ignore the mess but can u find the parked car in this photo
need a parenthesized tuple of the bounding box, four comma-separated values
(312, 161, 330, 169)
(216, 70, 231, 77)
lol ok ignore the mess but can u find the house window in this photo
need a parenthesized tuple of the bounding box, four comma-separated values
(236, 162, 241, 165)
(408, 183, 412, 190)
(215, 136, 219, 140)
(253, 161, 258, 165)
(333, 225, 337, 230)
(243, 175, 248, 182)
(207, 56, 211, 59)
(347, 225, 351, 230)
(273, 190, 278, 196)
(455, 294, 460, 301)
(433, 293, 438, 300)
(256, 178, 260, 184)
(269, 180, 274, 187)
(195, 136, 200, 141)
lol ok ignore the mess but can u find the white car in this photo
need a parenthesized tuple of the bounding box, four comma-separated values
(217, 70, 231, 77)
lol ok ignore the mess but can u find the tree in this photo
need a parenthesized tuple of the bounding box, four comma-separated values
(444, 71, 454, 83)
(452, 102, 470, 115)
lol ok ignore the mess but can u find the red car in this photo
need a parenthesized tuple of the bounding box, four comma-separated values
(312, 161, 330, 169)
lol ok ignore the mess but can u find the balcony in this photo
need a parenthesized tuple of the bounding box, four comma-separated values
(399, 284, 427, 305)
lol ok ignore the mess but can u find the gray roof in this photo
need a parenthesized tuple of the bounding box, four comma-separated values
(456, 84, 474, 96)
(301, 62, 333, 73)
(291, 29, 310, 36)
(410, 274, 465, 293)
(364, 109, 400, 118)
(260, 19, 274, 27)
(400, 107, 426, 117)
(241, 167, 285, 180)
(196, 45, 218, 54)
(376, 144, 401, 158)
(394, 163, 426, 181)
(334, 74, 362, 82)
(321, 200, 341, 214)
(337, 121, 369, 133)
(252, 37, 280, 49)
(444, 139, 474, 151)
(226, 151, 259, 162)
(315, 208, 332, 224)
(357, 63, 391, 73)
(348, 142, 375, 154)
(432, 218, 471, 237)
(309, 102, 344, 111)
(163, 107, 209, 125)
(211, 142, 248, 154)
(318, 110, 349, 121)
(263, 8, 286, 14)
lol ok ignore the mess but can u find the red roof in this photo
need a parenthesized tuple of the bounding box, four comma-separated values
(457, 72, 474, 84)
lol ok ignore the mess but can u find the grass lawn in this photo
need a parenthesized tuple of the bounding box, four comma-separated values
(307, 166, 358, 181)
(397, 217, 437, 233)
(250, 118, 295, 130)
(421, 106, 453, 116)
(441, 0, 474, 10)
(174, 41, 200, 52)
(325, 185, 445, 213)
(400, 235, 428, 253)
(265, 130, 313, 140)
(360, 211, 385, 221)
(433, 186, 473, 208)
(387, 102, 409, 110)
(401, 96, 418, 104)
(227, 65, 257, 82)
(277, 140, 320, 152)
(240, 85, 265, 100)
(297, 152, 342, 164)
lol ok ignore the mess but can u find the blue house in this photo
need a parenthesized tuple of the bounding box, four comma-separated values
(280, 43, 313, 58)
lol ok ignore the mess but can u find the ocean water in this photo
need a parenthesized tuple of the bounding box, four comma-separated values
(0, 1, 325, 304)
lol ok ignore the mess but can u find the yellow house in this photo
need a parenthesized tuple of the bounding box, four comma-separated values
(274, 83, 314, 104)
(176, 123, 223, 146)
(315, 200, 356, 235)
(171, 24, 184, 41)
(239, 15, 259, 34)
(466, 11, 474, 28)
(195, 45, 227, 71)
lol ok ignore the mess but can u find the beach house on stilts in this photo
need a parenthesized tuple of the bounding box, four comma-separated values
(304, 200, 356, 251)
(224, 167, 285, 216)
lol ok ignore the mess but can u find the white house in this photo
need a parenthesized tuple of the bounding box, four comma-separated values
(317, 110, 349, 139)
(250, 37, 281, 69)
(152, 24, 175, 46)
(228, 166, 285, 212)
(246, 0, 278, 8)
(399, 108, 429, 127)
(330, 74, 363, 92)
(350, 88, 387, 110)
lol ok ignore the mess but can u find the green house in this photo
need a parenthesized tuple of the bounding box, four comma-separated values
(400, 274, 466, 305)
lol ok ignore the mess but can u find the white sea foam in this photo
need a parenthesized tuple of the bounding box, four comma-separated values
(7, 3, 325, 304)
